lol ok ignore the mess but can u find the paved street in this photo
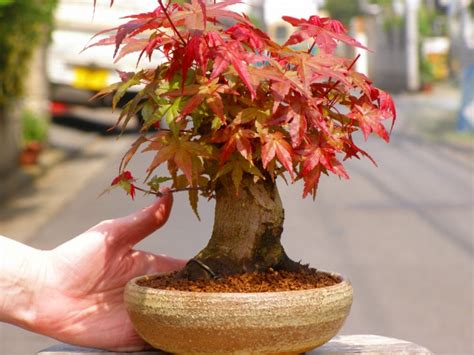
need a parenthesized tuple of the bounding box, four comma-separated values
(0, 87, 473, 355)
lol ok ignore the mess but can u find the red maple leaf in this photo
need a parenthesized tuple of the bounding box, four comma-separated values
(111, 171, 136, 200)
(262, 132, 295, 179)
(284, 15, 367, 54)
(349, 103, 391, 142)
(226, 23, 270, 50)
(210, 37, 256, 99)
(303, 165, 321, 199)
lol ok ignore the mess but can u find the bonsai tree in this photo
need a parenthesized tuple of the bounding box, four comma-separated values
(91, 0, 395, 280)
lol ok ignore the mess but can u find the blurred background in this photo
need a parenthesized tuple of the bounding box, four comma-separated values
(0, 0, 472, 354)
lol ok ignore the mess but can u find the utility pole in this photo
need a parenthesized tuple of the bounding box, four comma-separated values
(405, 0, 421, 91)
(458, 0, 474, 131)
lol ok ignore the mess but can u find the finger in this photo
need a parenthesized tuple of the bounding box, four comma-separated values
(130, 250, 187, 276)
(92, 189, 173, 247)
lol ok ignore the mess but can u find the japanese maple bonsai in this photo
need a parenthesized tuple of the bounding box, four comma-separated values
(93, 0, 396, 280)
(90, 0, 396, 352)
(92, 0, 395, 281)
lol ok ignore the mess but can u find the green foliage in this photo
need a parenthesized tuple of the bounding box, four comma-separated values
(324, 0, 361, 26)
(21, 110, 48, 145)
(418, 4, 435, 37)
(0, 0, 14, 6)
(420, 56, 434, 84)
(0, 0, 57, 108)
(368, 0, 404, 32)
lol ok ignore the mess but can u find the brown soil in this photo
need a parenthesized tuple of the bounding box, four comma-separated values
(138, 268, 340, 293)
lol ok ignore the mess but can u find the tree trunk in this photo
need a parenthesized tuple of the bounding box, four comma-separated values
(178, 174, 300, 280)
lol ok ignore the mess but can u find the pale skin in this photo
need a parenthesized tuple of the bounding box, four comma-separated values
(0, 191, 186, 351)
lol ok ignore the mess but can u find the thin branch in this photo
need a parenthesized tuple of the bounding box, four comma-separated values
(134, 185, 205, 197)
(325, 54, 361, 107)
(158, 0, 186, 45)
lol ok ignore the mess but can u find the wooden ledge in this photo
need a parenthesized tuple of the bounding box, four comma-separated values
(38, 335, 433, 354)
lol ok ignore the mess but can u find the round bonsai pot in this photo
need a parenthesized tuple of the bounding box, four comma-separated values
(124, 272, 353, 354)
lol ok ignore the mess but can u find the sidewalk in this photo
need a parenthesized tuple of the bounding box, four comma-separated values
(394, 83, 472, 152)
(0, 120, 133, 243)
(0, 139, 69, 202)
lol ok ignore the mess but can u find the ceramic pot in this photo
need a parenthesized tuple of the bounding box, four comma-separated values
(124, 272, 353, 354)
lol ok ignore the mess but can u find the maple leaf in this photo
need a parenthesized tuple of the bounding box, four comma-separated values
(111, 171, 136, 200)
(301, 145, 323, 177)
(88, 6, 167, 60)
(144, 134, 211, 185)
(167, 80, 229, 121)
(287, 52, 352, 94)
(188, 188, 201, 220)
(181, 34, 209, 82)
(300, 138, 349, 180)
(82, 34, 116, 53)
(284, 15, 367, 54)
(342, 139, 377, 166)
(209, 35, 256, 99)
(288, 103, 308, 148)
(171, 0, 251, 31)
(376, 89, 397, 133)
(349, 103, 391, 142)
(141, 36, 165, 62)
(214, 127, 257, 164)
(226, 23, 270, 50)
(348, 70, 372, 98)
(113, 20, 148, 57)
(261, 132, 295, 179)
(120, 135, 148, 171)
(302, 165, 321, 199)
(305, 100, 329, 135)
(114, 39, 149, 63)
(233, 107, 269, 125)
(216, 156, 264, 193)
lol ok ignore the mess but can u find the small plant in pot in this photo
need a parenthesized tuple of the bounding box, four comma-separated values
(90, 0, 396, 353)
(19, 110, 48, 166)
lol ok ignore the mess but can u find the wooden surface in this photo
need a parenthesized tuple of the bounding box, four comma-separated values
(37, 335, 434, 354)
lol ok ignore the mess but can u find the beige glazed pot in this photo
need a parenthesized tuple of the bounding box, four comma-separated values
(124, 272, 353, 354)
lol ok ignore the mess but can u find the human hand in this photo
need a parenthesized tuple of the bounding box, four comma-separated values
(29, 192, 185, 351)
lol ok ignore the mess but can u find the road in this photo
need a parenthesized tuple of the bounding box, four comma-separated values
(1, 88, 473, 354)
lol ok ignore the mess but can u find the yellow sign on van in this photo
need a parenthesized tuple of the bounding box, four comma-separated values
(73, 67, 108, 91)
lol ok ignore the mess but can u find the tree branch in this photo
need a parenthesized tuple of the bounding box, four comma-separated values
(158, 0, 186, 45)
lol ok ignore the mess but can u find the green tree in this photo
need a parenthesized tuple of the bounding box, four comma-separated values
(0, 0, 57, 176)
(324, 0, 361, 27)
(0, 0, 57, 107)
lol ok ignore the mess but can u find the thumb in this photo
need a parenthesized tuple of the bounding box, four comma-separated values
(93, 189, 173, 247)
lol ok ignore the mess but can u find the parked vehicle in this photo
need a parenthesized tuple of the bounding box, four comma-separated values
(47, 0, 160, 115)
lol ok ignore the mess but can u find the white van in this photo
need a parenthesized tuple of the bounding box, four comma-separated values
(47, 0, 159, 109)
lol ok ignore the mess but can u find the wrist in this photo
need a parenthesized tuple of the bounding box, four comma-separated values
(0, 236, 48, 331)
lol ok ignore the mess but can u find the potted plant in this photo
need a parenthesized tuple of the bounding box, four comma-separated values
(90, 0, 395, 353)
(19, 110, 48, 165)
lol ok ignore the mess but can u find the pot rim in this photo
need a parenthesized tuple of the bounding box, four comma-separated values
(127, 270, 352, 297)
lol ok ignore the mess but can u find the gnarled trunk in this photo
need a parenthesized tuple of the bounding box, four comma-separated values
(179, 174, 299, 280)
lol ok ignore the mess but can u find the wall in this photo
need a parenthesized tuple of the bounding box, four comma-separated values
(365, 16, 408, 92)
(0, 105, 20, 178)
